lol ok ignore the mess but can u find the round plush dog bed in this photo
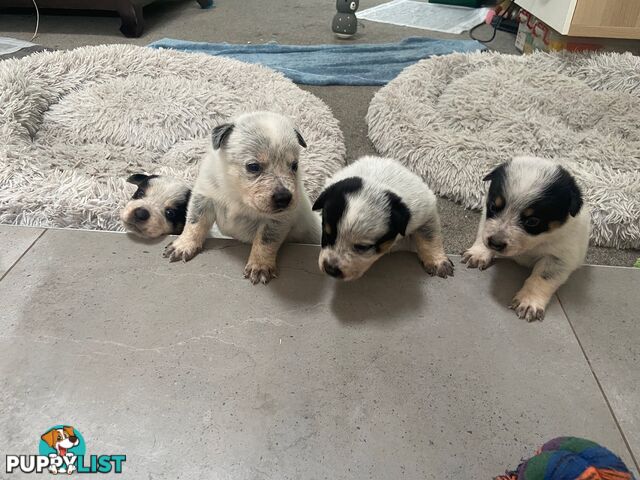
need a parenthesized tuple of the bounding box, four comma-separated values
(0, 45, 346, 232)
(367, 51, 640, 249)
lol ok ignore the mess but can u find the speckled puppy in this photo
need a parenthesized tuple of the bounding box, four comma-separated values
(121, 174, 191, 238)
(164, 111, 320, 284)
(313, 155, 453, 281)
(462, 156, 590, 321)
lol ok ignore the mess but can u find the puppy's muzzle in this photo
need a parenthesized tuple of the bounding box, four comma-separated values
(487, 235, 507, 252)
(272, 188, 293, 211)
(134, 207, 150, 222)
(322, 260, 344, 279)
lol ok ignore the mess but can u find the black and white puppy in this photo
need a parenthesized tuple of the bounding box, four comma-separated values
(462, 156, 590, 321)
(164, 111, 320, 284)
(313, 155, 453, 281)
(121, 174, 191, 238)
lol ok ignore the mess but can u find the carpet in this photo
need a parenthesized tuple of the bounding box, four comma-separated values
(0, 45, 346, 232)
(147, 37, 486, 86)
(367, 51, 640, 249)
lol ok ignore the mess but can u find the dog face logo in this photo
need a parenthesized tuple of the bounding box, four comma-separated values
(39, 425, 84, 475)
(41, 426, 79, 457)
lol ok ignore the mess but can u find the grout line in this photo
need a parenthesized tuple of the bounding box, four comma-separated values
(0, 228, 47, 283)
(581, 263, 639, 271)
(556, 294, 640, 474)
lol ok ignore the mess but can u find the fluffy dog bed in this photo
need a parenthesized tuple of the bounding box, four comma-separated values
(367, 51, 640, 249)
(0, 45, 346, 232)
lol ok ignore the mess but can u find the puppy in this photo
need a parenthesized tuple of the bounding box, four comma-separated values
(121, 174, 191, 238)
(462, 156, 590, 321)
(312, 155, 453, 281)
(164, 111, 320, 284)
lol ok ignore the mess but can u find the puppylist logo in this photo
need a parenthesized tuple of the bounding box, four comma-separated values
(6, 425, 126, 475)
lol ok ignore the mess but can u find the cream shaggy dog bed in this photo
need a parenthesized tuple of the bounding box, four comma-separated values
(0, 45, 346, 232)
(367, 51, 640, 249)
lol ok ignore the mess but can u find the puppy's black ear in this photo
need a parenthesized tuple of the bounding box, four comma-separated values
(212, 123, 234, 150)
(386, 191, 411, 236)
(569, 186, 583, 217)
(295, 129, 307, 149)
(312, 189, 328, 211)
(127, 173, 150, 186)
(312, 177, 363, 211)
(483, 164, 506, 182)
(559, 167, 583, 217)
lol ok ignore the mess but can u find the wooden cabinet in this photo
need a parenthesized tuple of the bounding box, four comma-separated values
(516, 0, 640, 39)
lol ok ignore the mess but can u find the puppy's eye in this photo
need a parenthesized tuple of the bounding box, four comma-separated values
(246, 163, 262, 174)
(291, 161, 299, 172)
(524, 217, 540, 228)
(353, 244, 374, 253)
(165, 208, 176, 220)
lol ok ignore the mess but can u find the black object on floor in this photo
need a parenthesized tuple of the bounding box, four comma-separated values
(332, 0, 359, 38)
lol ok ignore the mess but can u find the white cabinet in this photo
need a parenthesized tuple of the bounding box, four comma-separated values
(516, 0, 579, 34)
(516, 0, 640, 39)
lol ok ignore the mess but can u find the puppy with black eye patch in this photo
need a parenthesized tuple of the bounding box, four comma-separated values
(313, 155, 453, 281)
(164, 111, 320, 284)
(120, 174, 191, 239)
(462, 156, 590, 322)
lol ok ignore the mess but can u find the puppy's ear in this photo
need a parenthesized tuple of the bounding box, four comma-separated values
(569, 186, 583, 217)
(386, 191, 411, 236)
(483, 164, 506, 182)
(127, 173, 150, 186)
(212, 123, 234, 150)
(312, 177, 363, 211)
(312, 189, 328, 211)
(41, 430, 57, 448)
(294, 129, 307, 149)
(559, 167, 583, 217)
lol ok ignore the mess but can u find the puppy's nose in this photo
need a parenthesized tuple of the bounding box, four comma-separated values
(488, 236, 507, 252)
(323, 261, 343, 278)
(272, 188, 292, 210)
(69, 436, 78, 443)
(134, 207, 150, 222)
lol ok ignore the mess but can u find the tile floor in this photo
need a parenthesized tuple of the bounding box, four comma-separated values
(1, 225, 638, 478)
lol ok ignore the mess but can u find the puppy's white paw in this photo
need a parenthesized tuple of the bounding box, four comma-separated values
(244, 262, 278, 285)
(421, 256, 454, 278)
(461, 245, 494, 270)
(163, 237, 202, 262)
(510, 292, 546, 322)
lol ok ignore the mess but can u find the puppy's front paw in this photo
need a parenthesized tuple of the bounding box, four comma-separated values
(421, 256, 454, 278)
(461, 245, 494, 270)
(163, 237, 202, 262)
(244, 262, 278, 285)
(509, 292, 546, 322)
